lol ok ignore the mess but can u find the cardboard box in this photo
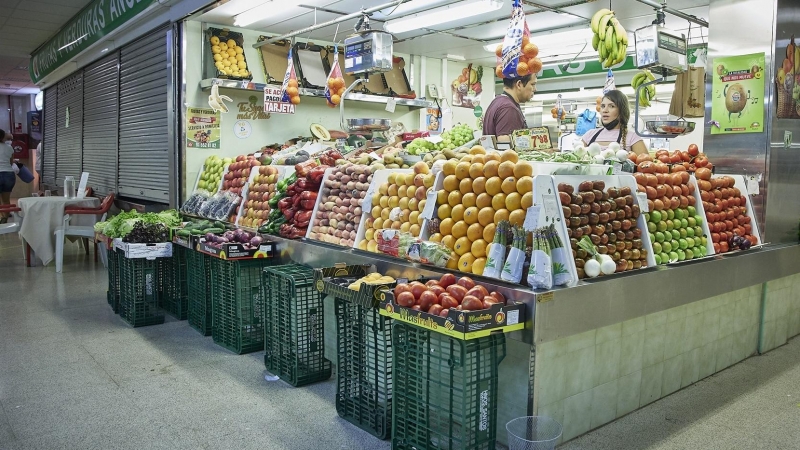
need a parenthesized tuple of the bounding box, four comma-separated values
(171, 232, 196, 249)
(378, 290, 525, 340)
(313, 263, 395, 308)
(196, 239, 276, 260)
(113, 240, 173, 259)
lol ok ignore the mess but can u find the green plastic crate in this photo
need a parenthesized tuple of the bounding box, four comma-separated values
(118, 256, 165, 327)
(106, 248, 121, 313)
(187, 248, 213, 336)
(211, 258, 276, 354)
(157, 246, 189, 320)
(335, 298, 393, 440)
(262, 264, 332, 387)
(392, 323, 506, 450)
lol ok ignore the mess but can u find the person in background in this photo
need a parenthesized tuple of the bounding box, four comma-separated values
(0, 130, 15, 223)
(582, 89, 648, 155)
(482, 73, 536, 141)
(35, 142, 41, 193)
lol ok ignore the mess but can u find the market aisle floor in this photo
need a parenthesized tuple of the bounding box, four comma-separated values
(2, 232, 800, 450)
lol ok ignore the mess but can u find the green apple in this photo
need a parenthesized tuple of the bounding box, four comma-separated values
(666, 209, 675, 220)
(653, 242, 663, 254)
(677, 249, 686, 261)
(660, 252, 669, 264)
(670, 240, 680, 252)
(669, 251, 679, 261)
(686, 237, 695, 248)
(685, 248, 694, 260)
(666, 220, 674, 231)
(679, 238, 688, 250)
(686, 227, 695, 238)
(654, 254, 662, 265)
(687, 206, 696, 216)
(644, 212, 651, 222)
(657, 221, 667, 232)
(662, 241, 673, 253)
(680, 218, 689, 228)
(655, 231, 666, 243)
(650, 210, 662, 223)
(687, 217, 697, 227)
(694, 215, 704, 225)
(700, 236, 708, 246)
(648, 222, 657, 233)
(675, 208, 685, 220)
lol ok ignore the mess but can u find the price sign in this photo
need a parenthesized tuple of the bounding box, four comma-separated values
(636, 192, 650, 212)
(746, 175, 760, 195)
(420, 189, 438, 220)
(523, 205, 542, 231)
(529, 127, 552, 150)
(263, 86, 296, 114)
(542, 194, 559, 222)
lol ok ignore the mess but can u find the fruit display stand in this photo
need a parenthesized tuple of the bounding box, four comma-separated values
(157, 246, 189, 320)
(236, 165, 289, 229)
(391, 322, 506, 450)
(700, 174, 762, 253)
(117, 245, 172, 328)
(262, 264, 332, 387)
(353, 168, 417, 251)
(314, 264, 395, 440)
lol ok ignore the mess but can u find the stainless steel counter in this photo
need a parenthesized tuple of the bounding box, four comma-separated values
(268, 235, 800, 346)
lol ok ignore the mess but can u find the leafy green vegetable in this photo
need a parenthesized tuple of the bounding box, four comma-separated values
(98, 209, 181, 238)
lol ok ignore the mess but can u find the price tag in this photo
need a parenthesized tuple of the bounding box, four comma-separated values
(362, 182, 377, 215)
(636, 192, 650, 212)
(425, 135, 443, 144)
(523, 205, 542, 231)
(542, 194, 559, 219)
(367, 152, 381, 161)
(385, 98, 397, 113)
(420, 189, 438, 220)
(254, 152, 262, 158)
(746, 176, 760, 195)
(611, 162, 622, 174)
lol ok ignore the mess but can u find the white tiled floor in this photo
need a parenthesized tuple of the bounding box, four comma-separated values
(1, 232, 800, 449)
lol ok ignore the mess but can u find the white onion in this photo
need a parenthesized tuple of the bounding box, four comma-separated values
(599, 256, 616, 275)
(587, 143, 602, 156)
(584, 259, 601, 278)
(593, 154, 605, 164)
(608, 142, 621, 152)
(600, 149, 615, 159)
(616, 149, 629, 161)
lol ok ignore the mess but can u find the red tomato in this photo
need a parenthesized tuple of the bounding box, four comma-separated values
(688, 144, 700, 156)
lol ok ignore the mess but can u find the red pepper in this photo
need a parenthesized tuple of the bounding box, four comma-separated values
(283, 206, 297, 221)
(293, 195, 303, 207)
(296, 178, 308, 190)
(309, 167, 326, 184)
(300, 199, 315, 210)
(299, 191, 317, 200)
(295, 210, 313, 225)
(278, 197, 292, 211)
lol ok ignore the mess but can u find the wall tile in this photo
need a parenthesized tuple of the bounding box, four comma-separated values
(760, 320, 776, 354)
(788, 306, 800, 339)
(642, 323, 666, 368)
(616, 370, 642, 418)
(683, 313, 703, 353)
(775, 318, 788, 348)
(698, 342, 717, 381)
(748, 290, 764, 326)
(663, 317, 686, 360)
(702, 307, 721, 346)
(563, 346, 596, 399)
(596, 323, 622, 345)
(639, 362, 664, 407)
(565, 329, 597, 353)
(734, 298, 749, 333)
(622, 316, 645, 336)
(562, 390, 593, 442)
(590, 380, 618, 429)
(536, 353, 567, 408)
(619, 331, 644, 376)
(536, 400, 564, 446)
(662, 355, 683, 397)
(666, 304, 687, 323)
(681, 347, 701, 389)
(645, 310, 668, 329)
(715, 335, 734, 373)
(718, 302, 735, 339)
(538, 339, 567, 360)
(686, 300, 704, 318)
(593, 338, 621, 388)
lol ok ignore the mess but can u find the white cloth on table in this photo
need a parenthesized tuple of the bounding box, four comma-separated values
(18, 196, 100, 266)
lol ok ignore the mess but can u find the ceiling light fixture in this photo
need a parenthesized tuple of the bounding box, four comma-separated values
(233, 1, 276, 28)
(484, 27, 616, 53)
(385, 0, 503, 34)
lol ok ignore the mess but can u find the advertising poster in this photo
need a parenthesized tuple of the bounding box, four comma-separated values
(710, 53, 765, 134)
(425, 107, 443, 133)
(451, 64, 483, 108)
(776, 35, 800, 119)
(186, 107, 221, 149)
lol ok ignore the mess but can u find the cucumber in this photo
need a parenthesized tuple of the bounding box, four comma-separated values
(203, 227, 224, 234)
(190, 229, 204, 235)
(176, 229, 192, 238)
(214, 221, 227, 229)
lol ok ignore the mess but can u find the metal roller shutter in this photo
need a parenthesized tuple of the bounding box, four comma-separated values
(82, 53, 119, 197)
(42, 87, 57, 187)
(56, 72, 83, 187)
(117, 27, 170, 203)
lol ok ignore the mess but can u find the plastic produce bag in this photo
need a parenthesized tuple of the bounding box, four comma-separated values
(325, 47, 346, 108)
(281, 49, 301, 106)
(496, 0, 542, 79)
(603, 69, 616, 93)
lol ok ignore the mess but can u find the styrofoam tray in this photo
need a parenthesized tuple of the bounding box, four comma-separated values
(552, 174, 658, 273)
(305, 167, 337, 241)
(352, 169, 413, 250)
(191, 163, 226, 194)
(688, 174, 716, 258)
(531, 161, 613, 176)
(235, 165, 289, 227)
(712, 173, 762, 246)
(529, 175, 580, 287)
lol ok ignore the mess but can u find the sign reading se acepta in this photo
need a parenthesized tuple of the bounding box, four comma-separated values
(263, 86, 296, 114)
(30, 0, 157, 83)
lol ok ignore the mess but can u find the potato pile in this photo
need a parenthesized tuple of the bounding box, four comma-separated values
(309, 164, 373, 247)
(558, 180, 649, 278)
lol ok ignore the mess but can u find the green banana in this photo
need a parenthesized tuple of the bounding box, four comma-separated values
(605, 29, 614, 53)
(645, 70, 656, 82)
(599, 42, 608, 60)
(615, 43, 627, 65)
(592, 34, 600, 51)
(631, 72, 646, 89)
(591, 8, 613, 34)
(598, 13, 614, 40)
(612, 18, 626, 44)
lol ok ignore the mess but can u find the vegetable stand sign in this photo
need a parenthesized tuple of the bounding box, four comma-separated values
(710, 53, 765, 134)
(512, 127, 552, 151)
(263, 86, 296, 114)
(186, 107, 221, 149)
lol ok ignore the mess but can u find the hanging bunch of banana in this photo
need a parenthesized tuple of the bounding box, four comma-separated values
(591, 9, 628, 69)
(631, 70, 657, 107)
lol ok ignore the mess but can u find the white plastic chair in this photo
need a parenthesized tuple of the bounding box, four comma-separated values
(0, 204, 27, 260)
(54, 193, 114, 273)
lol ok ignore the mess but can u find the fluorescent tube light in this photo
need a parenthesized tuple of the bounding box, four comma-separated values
(385, 0, 503, 34)
(233, 1, 275, 27)
(484, 28, 625, 53)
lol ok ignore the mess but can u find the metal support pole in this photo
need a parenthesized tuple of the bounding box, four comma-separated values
(634, 0, 709, 28)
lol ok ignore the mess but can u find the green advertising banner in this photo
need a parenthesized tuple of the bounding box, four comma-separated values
(186, 107, 221, 149)
(710, 53, 766, 134)
(30, 0, 157, 83)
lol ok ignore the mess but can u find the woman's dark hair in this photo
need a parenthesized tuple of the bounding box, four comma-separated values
(503, 73, 533, 89)
(602, 90, 630, 126)
(0, 130, 6, 141)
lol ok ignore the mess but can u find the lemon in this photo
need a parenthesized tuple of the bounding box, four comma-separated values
(451, 204, 465, 222)
(467, 223, 484, 242)
(469, 163, 484, 179)
(442, 235, 456, 250)
(451, 221, 468, 239)
(235, 47, 244, 55)
(458, 253, 476, 273)
(471, 239, 488, 258)
(472, 257, 487, 275)
(438, 204, 452, 220)
(439, 218, 454, 236)
(454, 237, 472, 256)
(483, 223, 497, 242)
(211, 45, 221, 54)
(459, 177, 473, 194)
(443, 175, 459, 192)
(226, 39, 237, 48)
(448, 190, 462, 207)
(463, 206, 479, 225)
(461, 192, 476, 208)
(210, 36, 220, 45)
(213, 53, 223, 62)
(429, 233, 443, 243)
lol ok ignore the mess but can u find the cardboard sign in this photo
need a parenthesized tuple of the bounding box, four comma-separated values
(263, 86, 296, 114)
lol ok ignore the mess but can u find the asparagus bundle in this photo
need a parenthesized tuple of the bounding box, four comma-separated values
(547, 224, 574, 286)
(501, 225, 527, 283)
(527, 227, 553, 289)
(483, 220, 509, 279)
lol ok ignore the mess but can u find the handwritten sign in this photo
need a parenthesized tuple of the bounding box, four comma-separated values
(263, 86, 296, 115)
(512, 127, 552, 151)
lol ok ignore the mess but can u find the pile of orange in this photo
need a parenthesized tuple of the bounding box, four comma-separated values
(431, 147, 534, 274)
(326, 77, 346, 108)
(286, 79, 301, 105)
(495, 35, 543, 78)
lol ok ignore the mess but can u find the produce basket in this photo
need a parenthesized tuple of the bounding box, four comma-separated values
(262, 264, 332, 387)
(118, 256, 165, 328)
(335, 297, 393, 440)
(157, 246, 189, 320)
(392, 323, 506, 450)
(313, 263, 395, 309)
(211, 258, 276, 354)
(107, 247, 121, 313)
(207, 27, 252, 81)
(187, 248, 214, 336)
